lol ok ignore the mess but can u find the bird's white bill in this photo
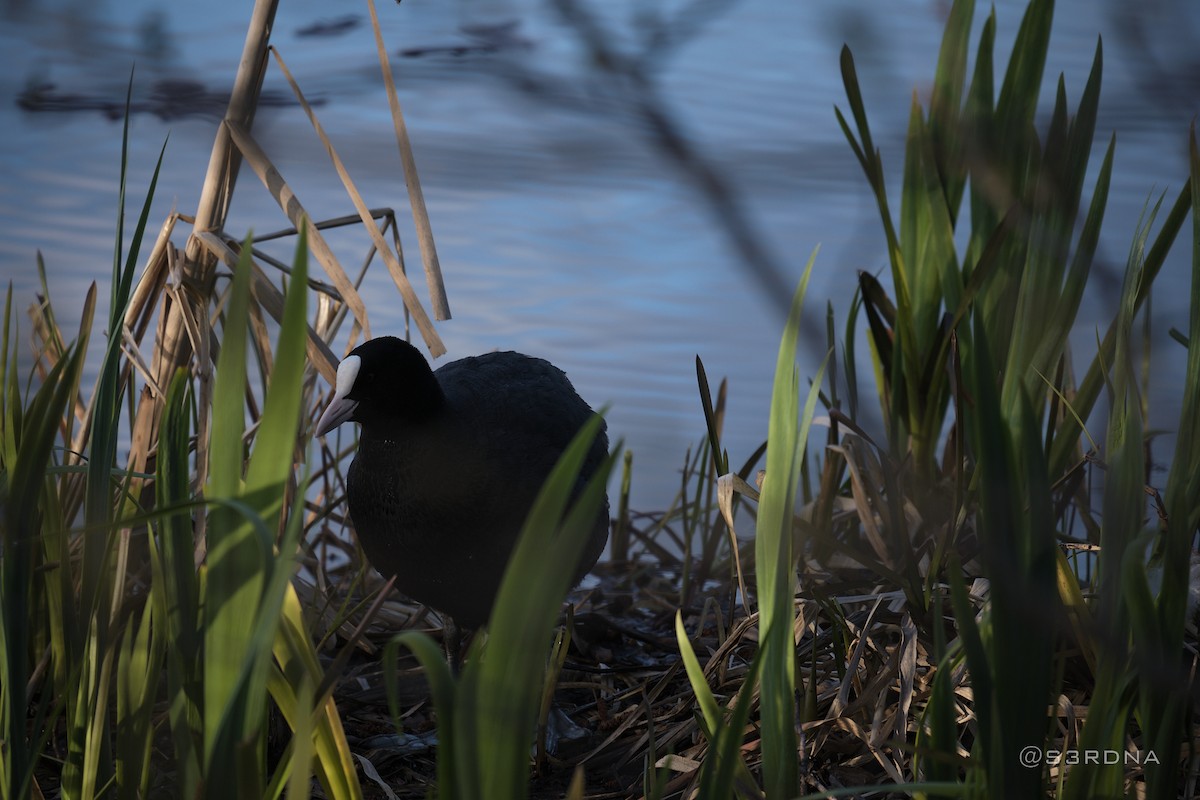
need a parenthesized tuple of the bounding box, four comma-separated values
(316, 354, 362, 436)
(316, 396, 359, 437)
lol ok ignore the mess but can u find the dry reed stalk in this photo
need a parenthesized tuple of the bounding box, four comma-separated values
(245, 208, 399, 348)
(120, 235, 173, 470)
(716, 473, 756, 617)
(123, 210, 177, 338)
(188, 0, 279, 241)
(270, 46, 446, 358)
(223, 120, 373, 341)
(129, 0, 280, 471)
(835, 436, 893, 565)
(248, 297, 275, 379)
(365, 0, 451, 323)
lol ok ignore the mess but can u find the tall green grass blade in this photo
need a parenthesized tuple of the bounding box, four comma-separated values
(901, 94, 959, 357)
(240, 233, 358, 798)
(115, 597, 160, 799)
(271, 583, 363, 800)
(60, 85, 167, 799)
(465, 415, 617, 800)
(1048, 180, 1192, 478)
(152, 368, 204, 797)
(928, 0, 974, 218)
(83, 92, 168, 618)
(697, 645, 762, 799)
(696, 355, 729, 476)
(1002, 41, 1105, 428)
(838, 46, 902, 268)
(995, 391, 1058, 797)
(205, 235, 263, 765)
(915, 591, 959, 792)
(899, 90, 960, 473)
(756, 247, 824, 799)
(244, 229, 311, 534)
(1062, 196, 1164, 800)
(1136, 123, 1200, 800)
(1063, 39, 1103, 215)
(204, 228, 358, 798)
(1095, 196, 1159, 631)
(674, 612, 721, 736)
(963, 10, 997, 274)
(1, 337, 87, 800)
(1030, 133, 1113, 395)
(963, 315, 1059, 798)
(388, 631, 459, 799)
(394, 416, 614, 800)
(1161, 124, 1200, 567)
(39, 289, 97, 709)
(994, 0, 1053, 169)
(674, 611, 759, 796)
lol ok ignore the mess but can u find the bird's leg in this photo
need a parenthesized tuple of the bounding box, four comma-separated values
(442, 616, 465, 674)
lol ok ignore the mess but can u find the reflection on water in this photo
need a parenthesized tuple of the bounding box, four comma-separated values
(1, 0, 1197, 506)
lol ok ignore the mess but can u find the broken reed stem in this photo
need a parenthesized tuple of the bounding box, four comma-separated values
(269, 45, 446, 357)
(222, 119, 374, 341)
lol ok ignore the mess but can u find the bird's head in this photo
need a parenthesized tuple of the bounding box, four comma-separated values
(316, 336, 442, 437)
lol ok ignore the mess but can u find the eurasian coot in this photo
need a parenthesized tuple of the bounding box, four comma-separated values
(316, 336, 610, 629)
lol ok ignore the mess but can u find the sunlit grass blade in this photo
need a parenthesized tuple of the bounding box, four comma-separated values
(696, 643, 762, 799)
(204, 234, 264, 766)
(245, 227, 311, 533)
(674, 611, 758, 796)
(756, 246, 825, 799)
(674, 612, 722, 738)
(467, 415, 617, 800)
(271, 583, 364, 800)
(203, 227, 362, 797)
(389, 415, 616, 800)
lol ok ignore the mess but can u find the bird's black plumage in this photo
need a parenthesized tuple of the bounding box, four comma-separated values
(317, 336, 609, 628)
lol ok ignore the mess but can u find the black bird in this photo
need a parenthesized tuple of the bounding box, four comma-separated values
(316, 336, 610, 629)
